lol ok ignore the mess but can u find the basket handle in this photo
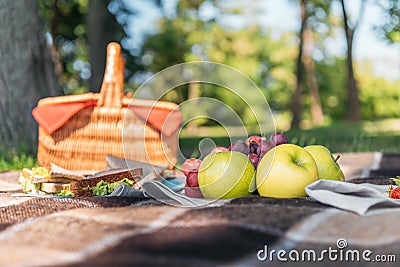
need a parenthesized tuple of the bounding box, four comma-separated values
(96, 42, 125, 108)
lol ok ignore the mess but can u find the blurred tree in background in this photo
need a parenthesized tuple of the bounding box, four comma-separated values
(339, 0, 366, 122)
(0, 0, 58, 154)
(38, 0, 123, 94)
(38, 0, 90, 94)
(291, 0, 331, 128)
(35, 0, 399, 128)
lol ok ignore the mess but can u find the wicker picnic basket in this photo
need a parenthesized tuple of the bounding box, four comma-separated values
(36, 42, 179, 171)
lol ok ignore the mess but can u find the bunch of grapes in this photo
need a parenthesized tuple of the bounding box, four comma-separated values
(228, 132, 288, 169)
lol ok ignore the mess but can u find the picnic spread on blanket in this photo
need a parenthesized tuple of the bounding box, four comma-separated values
(16, 42, 400, 213)
(0, 42, 399, 266)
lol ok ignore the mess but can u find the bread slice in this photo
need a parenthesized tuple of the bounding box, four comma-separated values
(19, 168, 54, 188)
(70, 168, 143, 197)
(40, 182, 71, 194)
(32, 176, 76, 184)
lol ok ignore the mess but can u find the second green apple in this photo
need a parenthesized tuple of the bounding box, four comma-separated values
(304, 145, 345, 182)
(256, 144, 318, 198)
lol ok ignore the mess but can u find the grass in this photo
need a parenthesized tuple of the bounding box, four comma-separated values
(0, 152, 37, 172)
(179, 119, 400, 159)
(285, 120, 400, 153)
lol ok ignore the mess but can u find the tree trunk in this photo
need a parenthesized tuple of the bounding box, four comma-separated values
(345, 30, 361, 121)
(87, 0, 120, 92)
(303, 29, 324, 126)
(291, 0, 306, 128)
(0, 0, 59, 154)
(186, 82, 201, 134)
(340, 0, 363, 122)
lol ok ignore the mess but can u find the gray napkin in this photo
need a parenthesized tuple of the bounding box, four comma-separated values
(305, 180, 400, 215)
(109, 184, 146, 198)
(105, 155, 168, 177)
(110, 181, 215, 207)
(142, 180, 213, 207)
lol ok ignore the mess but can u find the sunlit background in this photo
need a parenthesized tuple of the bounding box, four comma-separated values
(121, 0, 399, 79)
(1, 0, 399, 168)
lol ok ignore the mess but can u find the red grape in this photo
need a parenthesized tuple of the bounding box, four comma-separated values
(182, 158, 202, 176)
(246, 135, 262, 145)
(270, 132, 288, 146)
(246, 136, 261, 154)
(257, 139, 274, 156)
(184, 186, 203, 198)
(186, 170, 199, 187)
(210, 146, 229, 153)
(248, 153, 260, 168)
(249, 142, 259, 154)
(228, 140, 250, 155)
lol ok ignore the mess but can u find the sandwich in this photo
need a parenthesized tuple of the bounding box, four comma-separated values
(70, 168, 142, 196)
(19, 165, 143, 197)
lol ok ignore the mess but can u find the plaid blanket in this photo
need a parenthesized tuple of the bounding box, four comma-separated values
(0, 153, 399, 267)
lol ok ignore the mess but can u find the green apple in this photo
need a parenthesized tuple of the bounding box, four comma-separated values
(198, 151, 255, 199)
(304, 145, 345, 181)
(256, 144, 318, 198)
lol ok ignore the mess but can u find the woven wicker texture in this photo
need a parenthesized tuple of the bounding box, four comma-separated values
(37, 43, 178, 171)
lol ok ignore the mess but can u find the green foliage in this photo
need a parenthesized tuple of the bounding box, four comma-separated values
(138, 1, 298, 127)
(38, 0, 90, 94)
(38, 0, 88, 40)
(376, 0, 400, 43)
(313, 58, 400, 121)
(142, 19, 189, 73)
(358, 63, 400, 119)
(314, 57, 347, 119)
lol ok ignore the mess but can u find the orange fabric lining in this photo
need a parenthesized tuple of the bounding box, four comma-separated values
(32, 101, 182, 136)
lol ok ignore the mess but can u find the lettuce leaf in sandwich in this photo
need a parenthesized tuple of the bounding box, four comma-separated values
(91, 178, 135, 196)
